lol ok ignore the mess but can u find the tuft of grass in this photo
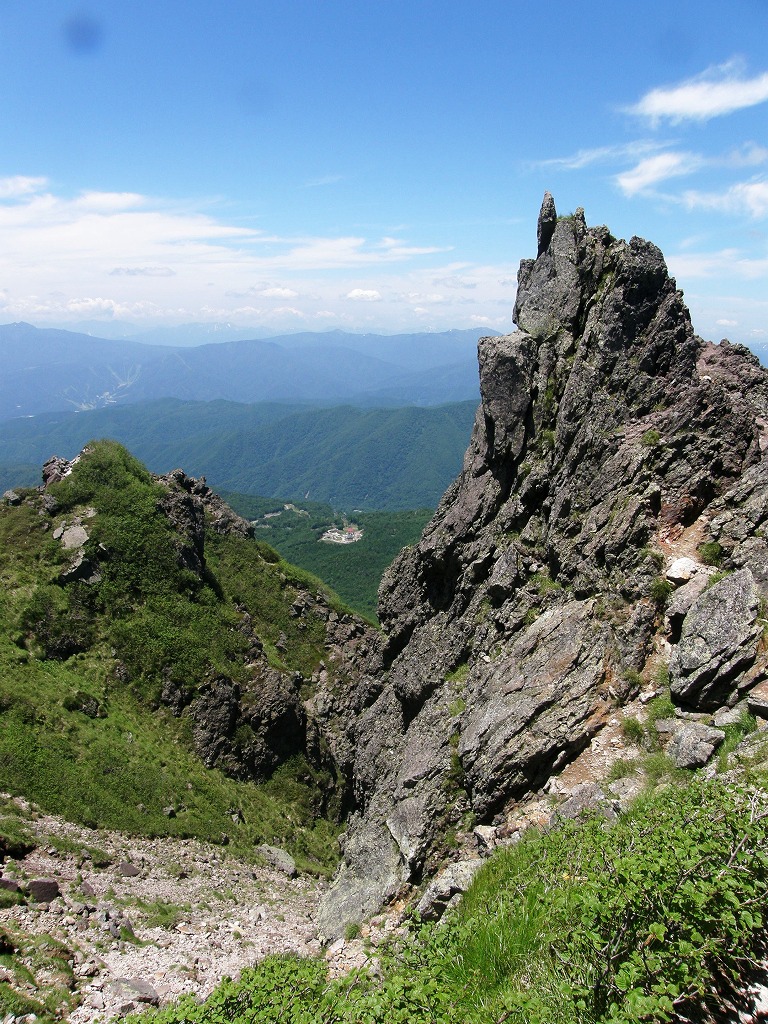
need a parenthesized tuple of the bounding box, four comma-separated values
(531, 571, 562, 597)
(640, 428, 661, 447)
(646, 691, 675, 728)
(698, 541, 724, 567)
(717, 710, 758, 771)
(649, 576, 673, 607)
(445, 661, 469, 685)
(607, 757, 640, 783)
(620, 716, 645, 744)
(131, 897, 190, 931)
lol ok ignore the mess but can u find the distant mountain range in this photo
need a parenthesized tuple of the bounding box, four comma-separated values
(0, 397, 478, 509)
(0, 323, 487, 420)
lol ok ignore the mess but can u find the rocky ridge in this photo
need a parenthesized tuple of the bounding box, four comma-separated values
(315, 195, 768, 939)
(34, 451, 380, 795)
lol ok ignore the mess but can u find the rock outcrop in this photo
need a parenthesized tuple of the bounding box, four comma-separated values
(316, 195, 768, 940)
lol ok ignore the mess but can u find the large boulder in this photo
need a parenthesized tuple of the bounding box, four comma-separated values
(670, 569, 761, 709)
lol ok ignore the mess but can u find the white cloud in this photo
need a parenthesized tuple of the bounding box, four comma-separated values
(539, 140, 669, 171)
(628, 62, 768, 124)
(668, 248, 768, 280)
(110, 266, 176, 277)
(73, 191, 146, 212)
(0, 175, 49, 199)
(432, 275, 477, 289)
(65, 297, 126, 315)
(616, 152, 702, 196)
(0, 178, 518, 332)
(725, 143, 768, 168)
(470, 314, 507, 327)
(682, 179, 768, 218)
(404, 291, 444, 304)
(302, 174, 343, 188)
(260, 286, 299, 298)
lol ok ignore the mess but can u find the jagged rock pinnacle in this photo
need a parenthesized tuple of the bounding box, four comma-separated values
(536, 190, 557, 256)
(316, 196, 768, 943)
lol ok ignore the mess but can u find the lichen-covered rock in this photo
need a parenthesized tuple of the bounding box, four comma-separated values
(459, 600, 616, 818)
(415, 859, 483, 922)
(549, 782, 619, 824)
(256, 844, 297, 878)
(665, 721, 725, 769)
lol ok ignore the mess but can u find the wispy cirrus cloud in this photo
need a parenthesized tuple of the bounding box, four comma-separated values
(259, 286, 299, 298)
(302, 174, 344, 188)
(537, 140, 670, 171)
(681, 179, 768, 219)
(110, 266, 176, 277)
(616, 151, 703, 196)
(0, 175, 50, 199)
(725, 142, 768, 168)
(627, 61, 768, 124)
(432, 274, 477, 290)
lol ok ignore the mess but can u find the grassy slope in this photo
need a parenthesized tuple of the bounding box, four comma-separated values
(0, 441, 349, 873)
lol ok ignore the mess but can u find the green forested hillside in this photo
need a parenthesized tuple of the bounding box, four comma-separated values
(223, 493, 433, 620)
(0, 398, 476, 509)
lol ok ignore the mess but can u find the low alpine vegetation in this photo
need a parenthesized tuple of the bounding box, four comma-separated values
(132, 773, 768, 1024)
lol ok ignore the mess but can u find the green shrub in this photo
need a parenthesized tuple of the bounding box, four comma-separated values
(649, 576, 673, 607)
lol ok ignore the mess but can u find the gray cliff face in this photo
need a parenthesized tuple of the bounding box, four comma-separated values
(316, 197, 768, 940)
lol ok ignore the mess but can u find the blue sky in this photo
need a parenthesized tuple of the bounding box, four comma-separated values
(1, 0, 767, 344)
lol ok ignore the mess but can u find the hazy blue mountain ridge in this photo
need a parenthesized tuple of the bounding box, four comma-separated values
(0, 323, 484, 420)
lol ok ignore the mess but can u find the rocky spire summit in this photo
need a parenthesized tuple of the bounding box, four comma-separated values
(536, 190, 557, 256)
(316, 197, 768, 941)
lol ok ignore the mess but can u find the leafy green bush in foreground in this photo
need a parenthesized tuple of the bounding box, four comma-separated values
(133, 775, 768, 1024)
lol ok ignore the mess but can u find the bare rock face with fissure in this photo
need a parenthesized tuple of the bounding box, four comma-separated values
(315, 195, 768, 940)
